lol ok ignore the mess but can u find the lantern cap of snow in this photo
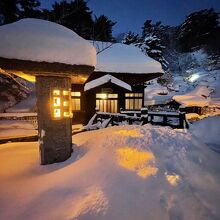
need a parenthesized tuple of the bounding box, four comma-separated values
(0, 18, 96, 82)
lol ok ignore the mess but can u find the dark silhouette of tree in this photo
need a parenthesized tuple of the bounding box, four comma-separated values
(0, 0, 18, 24)
(122, 31, 139, 45)
(18, 0, 41, 18)
(177, 8, 220, 52)
(50, 0, 93, 39)
(93, 15, 116, 42)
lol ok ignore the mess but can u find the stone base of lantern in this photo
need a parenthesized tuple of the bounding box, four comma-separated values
(36, 76, 72, 165)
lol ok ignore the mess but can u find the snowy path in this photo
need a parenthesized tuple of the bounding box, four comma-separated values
(0, 124, 220, 220)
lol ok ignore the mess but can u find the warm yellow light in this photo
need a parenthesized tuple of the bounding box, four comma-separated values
(114, 129, 143, 137)
(116, 147, 158, 178)
(63, 101, 69, 107)
(54, 109, 61, 118)
(53, 97, 60, 107)
(96, 93, 107, 99)
(63, 112, 70, 117)
(63, 90, 69, 96)
(53, 90, 60, 96)
(71, 92, 81, 97)
(166, 173, 180, 186)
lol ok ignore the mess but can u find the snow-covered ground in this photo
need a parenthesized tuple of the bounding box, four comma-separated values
(0, 120, 37, 138)
(0, 125, 220, 220)
(190, 116, 220, 153)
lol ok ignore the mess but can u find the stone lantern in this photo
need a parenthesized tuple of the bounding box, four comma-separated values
(0, 19, 96, 164)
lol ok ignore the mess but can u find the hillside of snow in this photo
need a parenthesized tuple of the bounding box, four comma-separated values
(1, 125, 220, 220)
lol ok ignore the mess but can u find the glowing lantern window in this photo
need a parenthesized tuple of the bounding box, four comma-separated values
(63, 101, 69, 107)
(53, 90, 60, 96)
(54, 109, 61, 118)
(53, 97, 61, 107)
(63, 112, 70, 117)
(63, 90, 69, 96)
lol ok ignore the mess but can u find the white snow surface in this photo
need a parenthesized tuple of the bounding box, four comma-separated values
(0, 120, 37, 138)
(0, 18, 96, 67)
(173, 85, 213, 107)
(1, 125, 220, 220)
(144, 79, 170, 106)
(84, 74, 131, 91)
(93, 41, 164, 74)
(190, 116, 220, 147)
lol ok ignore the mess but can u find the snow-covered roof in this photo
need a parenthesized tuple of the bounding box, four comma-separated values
(84, 74, 132, 91)
(173, 85, 212, 107)
(0, 18, 96, 67)
(93, 41, 164, 74)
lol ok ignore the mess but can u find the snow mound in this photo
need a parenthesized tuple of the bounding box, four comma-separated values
(0, 18, 96, 67)
(84, 74, 132, 91)
(93, 41, 164, 74)
(173, 85, 212, 107)
(190, 116, 220, 147)
(1, 125, 220, 220)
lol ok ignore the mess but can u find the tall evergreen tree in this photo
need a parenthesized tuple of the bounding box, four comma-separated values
(18, 0, 41, 18)
(51, 0, 93, 39)
(177, 8, 220, 52)
(93, 15, 116, 42)
(122, 31, 139, 45)
(0, 0, 18, 24)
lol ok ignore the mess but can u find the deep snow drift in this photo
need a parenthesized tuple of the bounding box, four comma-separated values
(0, 125, 220, 220)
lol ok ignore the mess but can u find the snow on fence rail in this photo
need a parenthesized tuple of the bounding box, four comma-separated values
(84, 108, 189, 131)
(0, 113, 38, 128)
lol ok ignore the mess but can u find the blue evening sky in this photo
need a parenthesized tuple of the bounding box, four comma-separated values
(40, 0, 220, 35)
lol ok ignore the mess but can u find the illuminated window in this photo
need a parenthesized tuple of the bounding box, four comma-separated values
(71, 91, 81, 111)
(71, 92, 81, 97)
(63, 90, 69, 96)
(53, 90, 60, 96)
(125, 93, 143, 110)
(96, 93, 107, 99)
(53, 97, 60, 107)
(96, 93, 118, 113)
(72, 98, 80, 111)
(54, 109, 61, 118)
(96, 93, 118, 99)
(125, 93, 143, 97)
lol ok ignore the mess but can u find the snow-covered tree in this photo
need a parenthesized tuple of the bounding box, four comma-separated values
(122, 31, 139, 45)
(138, 20, 168, 70)
(177, 8, 220, 52)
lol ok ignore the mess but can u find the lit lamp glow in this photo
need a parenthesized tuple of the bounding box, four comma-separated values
(54, 109, 61, 118)
(53, 97, 61, 107)
(188, 73, 200, 82)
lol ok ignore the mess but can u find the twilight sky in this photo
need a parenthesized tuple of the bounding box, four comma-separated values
(40, 0, 220, 35)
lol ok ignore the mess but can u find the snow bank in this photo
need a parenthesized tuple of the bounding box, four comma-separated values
(93, 41, 164, 74)
(84, 74, 132, 91)
(1, 125, 220, 220)
(144, 79, 171, 106)
(0, 18, 96, 67)
(190, 116, 220, 146)
(0, 120, 37, 138)
(173, 85, 212, 107)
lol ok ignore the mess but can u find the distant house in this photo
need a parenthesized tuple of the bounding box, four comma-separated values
(71, 42, 164, 124)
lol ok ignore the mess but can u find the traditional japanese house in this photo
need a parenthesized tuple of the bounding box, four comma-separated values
(71, 42, 164, 124)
